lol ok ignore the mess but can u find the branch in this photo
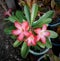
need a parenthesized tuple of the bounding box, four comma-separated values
(0, 0, 7, 11)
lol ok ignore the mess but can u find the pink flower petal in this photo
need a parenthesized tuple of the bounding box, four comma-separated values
(31, 40, 36, 46)
(14, 21, 22, 29)
(17, 33, 24, 41)
(34, 28, 41, 34)
(24, 31, 30, 37)
(26, 39, 36, 46)
(40, 36, 46, 44)
(44, 31, 50, 37)
(22, 21, 29, 30)
(25, 33, 36, 46)
(12, 29, 20, 35)
(36, 35, 40, 41)
(42, 24, 47, 30)
(25, 36, 32, 46)
(27, 39, 31, 46)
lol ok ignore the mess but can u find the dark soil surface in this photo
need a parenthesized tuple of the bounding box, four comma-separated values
(0, 6, 22, 61)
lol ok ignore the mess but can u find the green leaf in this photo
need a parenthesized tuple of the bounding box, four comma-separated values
(31, 4, 38, 24)
(4, 26, 15, 34)
(32, 10, 54, 27)
(38, 18, 52, 27)
(4, 28, 11, 34)
(33, 18, 52, 28)
(12, 12, 15, 16)
(8, 16, 18, 22)
(49, 30, 58, 38)
(16, 11, 25, 22)
(4, 18, 9, 21)
(34, 45, 41, 50)
(21, 42, 29, 58)
(46, 38, 52, 48)
(37, 42, 46, 48)
(13, 40, 22, 47)
(10, 35, 16, 39)
(24, 5, 31, 24)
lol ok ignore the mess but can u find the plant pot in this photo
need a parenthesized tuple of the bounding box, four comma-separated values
(38, 55, 50, 61)
(29, 48, 49, 56)
(28, 38, 51, 61)
(54, 0, 60, 7)
(48, 18, 60, 57)
(29, 48, 49, 61)
(51, 37, 60, 57)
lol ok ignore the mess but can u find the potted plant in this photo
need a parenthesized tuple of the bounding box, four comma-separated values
(4, 4, 58, 59)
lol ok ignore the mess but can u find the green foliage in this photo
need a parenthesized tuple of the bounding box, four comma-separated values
(37, 41, 46, 48)
(32, 10, 54, 27)
(10, 35, 16, 39)
(8, 16, 18, 22)
(4, 26, 15, 34)
(33, 18, 52, 28)
(31, 4, 38, 24)
(46, 38, 52, 48)
(37, 38, 52, 49)
(49, 30, 58, 38)
(13, 40, 22, 47)
(21, 42, 29, 58)
(33, 45, 41, 50)
(16, 11, 25, 22)
(4, 3, 57, 58)
(24, 5, 31, 24)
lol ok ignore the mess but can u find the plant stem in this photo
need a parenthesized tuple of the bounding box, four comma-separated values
(0, 0, 7, 11)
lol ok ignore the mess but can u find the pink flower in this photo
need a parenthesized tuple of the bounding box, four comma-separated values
(25, 32, 36, 46)
(4, 9, 12, 16)
(34, 24, 50, 44)
(12, 21, 29, 41)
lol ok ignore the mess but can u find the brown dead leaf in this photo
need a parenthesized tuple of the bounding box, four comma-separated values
(51, 0, 56, 9)
(43, 0, 50, 5)
(57, 26, 60, 35)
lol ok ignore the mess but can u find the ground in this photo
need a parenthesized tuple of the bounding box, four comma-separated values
(0, 6, 25, 61)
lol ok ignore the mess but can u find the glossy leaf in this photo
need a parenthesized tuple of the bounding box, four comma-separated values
(10, 35, 16, 39)
(24, 5, 31, 24)
(34, 45, 41, 50)
(16, 11, 25, 22)
(33, 18, 52, 28)
(8, 16, 18, 22)
(46, 38, 52, 48)
(13, 40, 22, 47)
(4, 26, 15, 34)
(31, 4, 38, 24)
(49, 30, 58, 38)
(21, 42, 29, 58)
(37, 42, 46, 48)
(32, 10, 54, 27)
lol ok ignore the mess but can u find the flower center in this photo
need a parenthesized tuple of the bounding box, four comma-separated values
(30, 36, 34, 40)
(40, 30, 45, 35)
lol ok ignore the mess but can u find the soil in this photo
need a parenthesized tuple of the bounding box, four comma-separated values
(0, 6, 22, 61)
